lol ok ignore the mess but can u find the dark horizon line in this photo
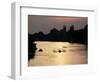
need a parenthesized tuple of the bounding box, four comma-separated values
(29, 24, 87, 35)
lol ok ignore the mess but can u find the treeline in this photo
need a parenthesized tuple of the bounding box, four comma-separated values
(29, 24, 88, 44)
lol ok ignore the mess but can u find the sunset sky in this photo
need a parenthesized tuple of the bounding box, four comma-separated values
(28, 15, 88, 34)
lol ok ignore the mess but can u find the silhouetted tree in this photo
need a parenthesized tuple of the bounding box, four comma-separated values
(69, 25, 74, 32)
(37, 32, 45, 41)
(48, 28, 59, 41)
(67, 25, 75, 42)
(62, 25, 66, 31)
(28, 34, 37, 61)
(83, 24, 88, 45)
(59, 25, 67, 41)
(50, 28, 58, 34)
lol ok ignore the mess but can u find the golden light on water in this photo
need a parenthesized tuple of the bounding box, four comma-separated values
(28, 41, 87, 66)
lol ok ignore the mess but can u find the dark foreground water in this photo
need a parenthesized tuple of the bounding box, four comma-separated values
(28, 41, 87, 66)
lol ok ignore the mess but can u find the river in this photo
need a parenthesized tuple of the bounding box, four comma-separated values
(28, 41, 87, 66)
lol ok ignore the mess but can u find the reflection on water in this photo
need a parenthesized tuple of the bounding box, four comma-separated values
(28, 41, 87, 66)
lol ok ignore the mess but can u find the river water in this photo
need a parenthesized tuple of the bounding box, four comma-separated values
(28, 41, 87, 66)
